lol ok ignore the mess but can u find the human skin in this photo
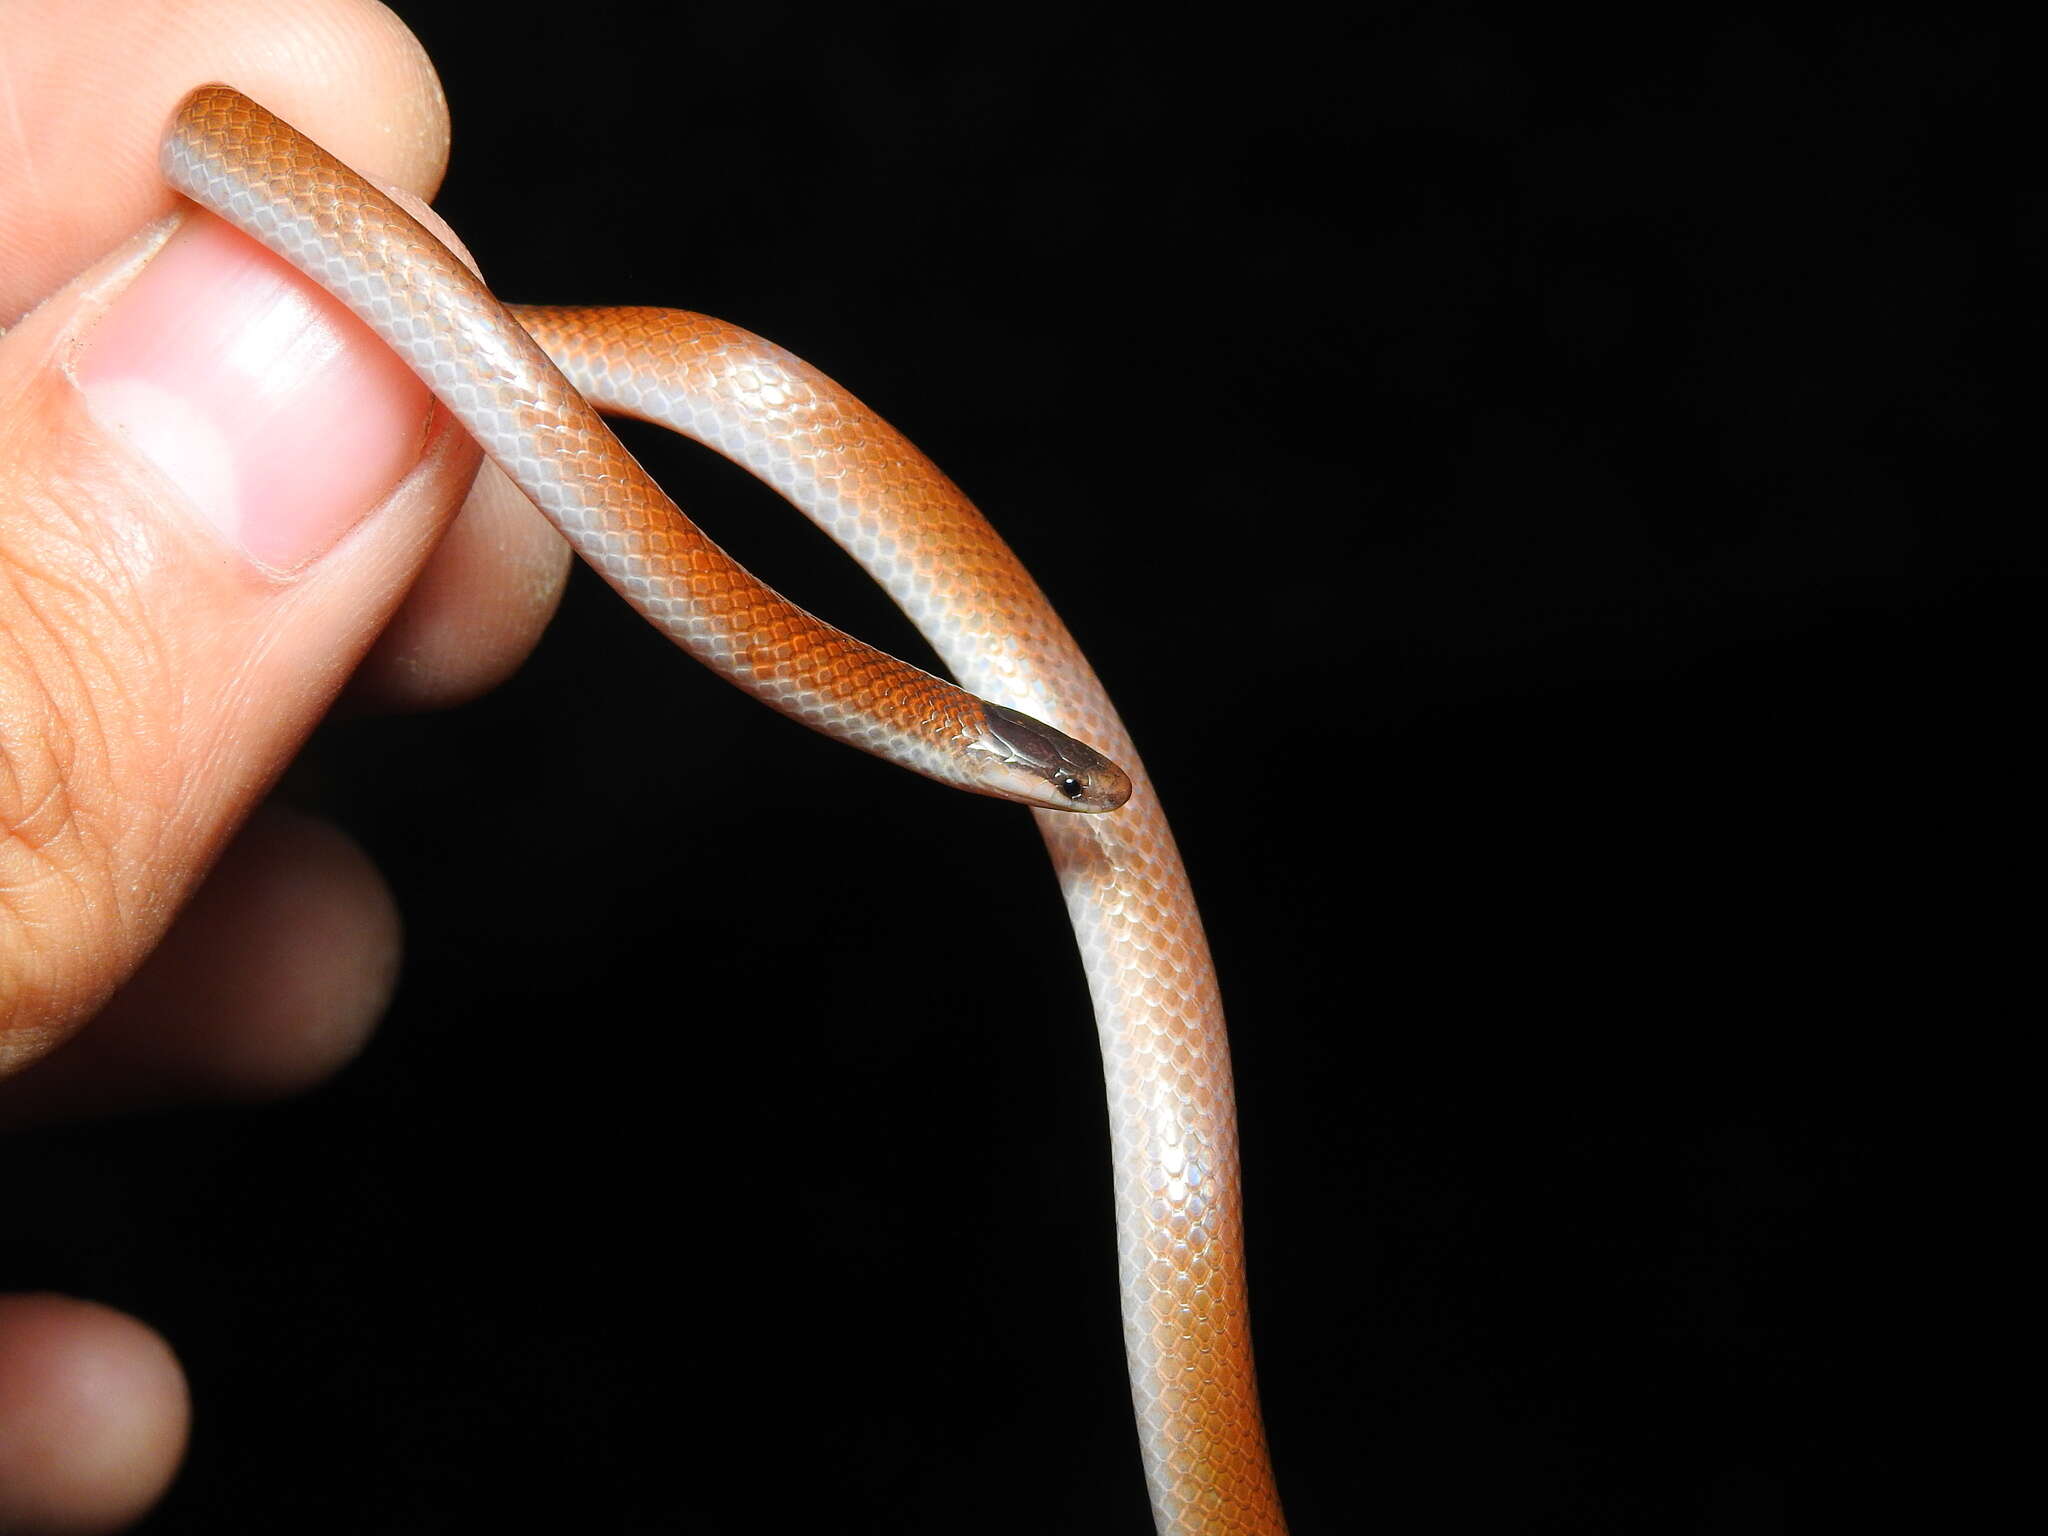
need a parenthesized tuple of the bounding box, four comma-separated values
(0, 3, 567, 1527)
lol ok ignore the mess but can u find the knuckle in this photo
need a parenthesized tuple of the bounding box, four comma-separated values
(1, 478, 181, 1037)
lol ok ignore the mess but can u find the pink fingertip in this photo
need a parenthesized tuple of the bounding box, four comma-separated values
(76, 211, 433, 573)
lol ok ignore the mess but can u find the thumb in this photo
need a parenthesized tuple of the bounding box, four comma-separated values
(0, 209, 481, 1061)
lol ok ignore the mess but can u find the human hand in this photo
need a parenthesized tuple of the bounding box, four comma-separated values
(0, 2, 572, 1527)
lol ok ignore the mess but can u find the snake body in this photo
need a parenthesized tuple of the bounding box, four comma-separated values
(162, 85, 1285, 1533)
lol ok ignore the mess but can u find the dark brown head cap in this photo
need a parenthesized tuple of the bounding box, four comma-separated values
(973, 702, 1132, 812)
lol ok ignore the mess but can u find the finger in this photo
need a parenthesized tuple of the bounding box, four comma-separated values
(0, 196, 478, 1063)
(0, 1294, 188, 1535)
(0, 0, 448, 323)
(347, 449, 574, 714)
(0, 1, 482, 1066)
(0, 803, 398, 1129)
(3, 7, 577, 718)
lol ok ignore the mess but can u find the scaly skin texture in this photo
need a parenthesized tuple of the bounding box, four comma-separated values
(518, 306, 1286, 1533)
(163, 86, 1284, 1532)
(161, 85, 1122, 813)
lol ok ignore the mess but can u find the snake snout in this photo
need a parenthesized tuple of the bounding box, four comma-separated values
(977, 702, 1131, 813)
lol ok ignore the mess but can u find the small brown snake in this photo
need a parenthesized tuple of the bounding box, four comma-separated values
(162, 83, 1286, 1533)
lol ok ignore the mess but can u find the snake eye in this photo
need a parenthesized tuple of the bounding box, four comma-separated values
(978, 703, 1126, 811)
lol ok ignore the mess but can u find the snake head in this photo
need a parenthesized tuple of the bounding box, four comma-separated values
(968, 703, 1132, 812)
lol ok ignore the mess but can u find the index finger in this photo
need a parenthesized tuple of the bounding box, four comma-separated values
(0, 0, 449, 323)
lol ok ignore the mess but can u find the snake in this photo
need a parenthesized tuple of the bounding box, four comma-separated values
(161, 84, 1286, 1533)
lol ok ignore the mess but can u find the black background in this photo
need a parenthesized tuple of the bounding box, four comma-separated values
(6, 4, 2027, 1532)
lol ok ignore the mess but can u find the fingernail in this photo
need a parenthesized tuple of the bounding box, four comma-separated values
(75, 211, 433, 573)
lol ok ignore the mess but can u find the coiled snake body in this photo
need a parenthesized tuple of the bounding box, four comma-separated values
(162, 84, 1285, 1534)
